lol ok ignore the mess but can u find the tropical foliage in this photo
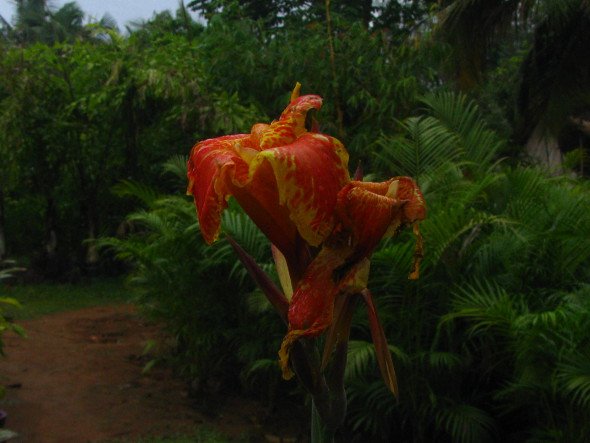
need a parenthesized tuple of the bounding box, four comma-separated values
(1, 1, 589, 441)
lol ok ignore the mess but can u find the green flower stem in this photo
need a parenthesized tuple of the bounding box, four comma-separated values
(311, 399, 335, 443)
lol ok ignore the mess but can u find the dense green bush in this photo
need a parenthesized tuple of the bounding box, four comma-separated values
(343, 92, 590, 441)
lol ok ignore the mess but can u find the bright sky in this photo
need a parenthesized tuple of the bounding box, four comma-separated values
(0, 0, 198, 29)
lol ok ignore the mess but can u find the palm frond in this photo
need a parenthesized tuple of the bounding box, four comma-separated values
(245, 289, 274, 314)
(378, 91, 504, 182)
(517, 0, 590, 137)
(112, 179, 162, 207)
(442, 280, 523, 338)
(377, 115, 461, 178)
(421, 92, 505, 168)
(423, 350, 465, 372)
(345, 339, 408, 382)
(437, 0, 522, 87)
(423, 206, 514, 266)
(435, 401, 497, 443)
(557, 352, 590, 409)
(162, 154, 188, 181)
(97, 12, 118, 31)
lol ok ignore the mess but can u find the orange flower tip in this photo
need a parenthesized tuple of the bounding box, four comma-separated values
(186, 178, 194, 196)
(287, 95, 323, 116)
(291, 82, 302, 102)
(203, 229, 220, 246)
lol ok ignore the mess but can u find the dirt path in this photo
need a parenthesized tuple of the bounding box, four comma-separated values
(0, 304, 271, 442)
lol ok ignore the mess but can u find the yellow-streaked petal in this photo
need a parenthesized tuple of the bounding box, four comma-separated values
(186, 134, 252, 244)
(250, 133, 350, 247)
(259, 95, 323, 150)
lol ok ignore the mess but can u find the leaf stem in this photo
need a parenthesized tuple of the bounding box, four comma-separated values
(311, 399, 335, 443)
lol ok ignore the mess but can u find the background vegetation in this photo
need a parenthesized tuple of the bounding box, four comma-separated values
(1, 0, 589, 441)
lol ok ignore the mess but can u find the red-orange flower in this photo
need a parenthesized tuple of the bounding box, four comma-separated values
(187, 84, 426, 394)
(187, 84, 349, 283)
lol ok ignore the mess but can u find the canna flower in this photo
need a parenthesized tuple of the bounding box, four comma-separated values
(187, 84, 425, 395)
(187, 84, 349, 285)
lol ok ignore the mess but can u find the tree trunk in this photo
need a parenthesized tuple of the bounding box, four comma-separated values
(43, 196, 60, 277)
(0, 187, 6, 261)
(525, 123, 563, 174)
(80, 190, 99, 270)
(124, 85, 139, 180)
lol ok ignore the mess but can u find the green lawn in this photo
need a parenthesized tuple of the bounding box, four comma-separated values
(114, 427, 240, 443)
(0, 278, 131, 320)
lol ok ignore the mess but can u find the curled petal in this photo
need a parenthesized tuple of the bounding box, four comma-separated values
(188, 133, 298, 259)
(394, 176, 427, 223)
(187, 89, 349, 266)
(259, 95, 323, 150)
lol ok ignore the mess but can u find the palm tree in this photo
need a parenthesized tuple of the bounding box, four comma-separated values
(47, 1, 85, 42)
(7, 1, 116, 44)
(437, 0, 590, 169)
(13, 0, 47, 43)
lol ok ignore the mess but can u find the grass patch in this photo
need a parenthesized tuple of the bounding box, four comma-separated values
(111, 426, 241, 443)
(0, 278, 131, 320)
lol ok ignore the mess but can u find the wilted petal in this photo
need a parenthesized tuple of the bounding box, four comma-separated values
(336, 177, 426, 269)
(278, 249, 369, 379)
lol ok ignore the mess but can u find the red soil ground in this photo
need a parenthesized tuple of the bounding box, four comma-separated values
(0, 304, 303, 442)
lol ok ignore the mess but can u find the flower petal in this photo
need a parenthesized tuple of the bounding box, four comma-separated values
(336, 177, 426, 261)
(251, 133, 350, 247)
(187, 133, 298, 257)
(259, 94, 323, 150)
(278, 247, 345, 379)
(187, 134, 253, 244)
(278, 250, 369, 379)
